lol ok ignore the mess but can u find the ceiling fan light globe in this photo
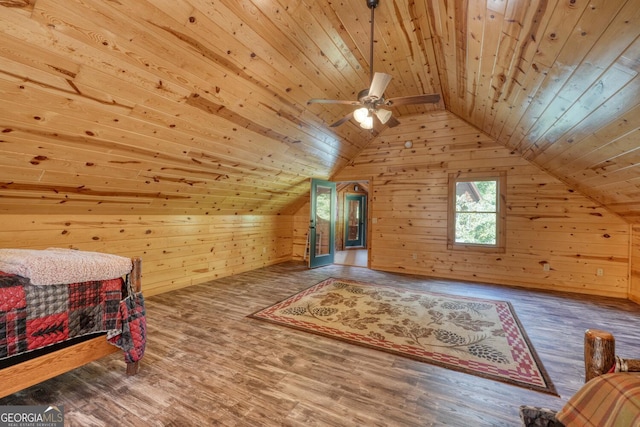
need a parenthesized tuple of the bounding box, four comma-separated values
(375, 109, 392, 124)
(354, 107, 369, 124)
(360, 116, 374, 129)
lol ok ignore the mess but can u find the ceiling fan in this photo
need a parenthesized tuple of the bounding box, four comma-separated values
(307, 0, 441, 129)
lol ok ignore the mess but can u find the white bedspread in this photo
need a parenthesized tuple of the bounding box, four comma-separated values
(0, 248, 132, 286)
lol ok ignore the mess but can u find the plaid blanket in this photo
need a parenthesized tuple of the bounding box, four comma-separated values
(556, 373, 640, 426)
(0, 271, 130, 361)
(108, 291, 146, 364)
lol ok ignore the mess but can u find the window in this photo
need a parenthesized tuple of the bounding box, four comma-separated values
(447, 172, 506, 252)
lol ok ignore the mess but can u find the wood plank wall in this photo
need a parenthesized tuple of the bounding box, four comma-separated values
(631, 225, 640, 303)
(293, 204, 311, 264)
(293, 110, 632, 298)
(0, 214, 293, 296)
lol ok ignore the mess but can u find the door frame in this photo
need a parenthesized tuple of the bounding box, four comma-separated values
(344, 194, 366, 248)
(308, 178, 336, 268)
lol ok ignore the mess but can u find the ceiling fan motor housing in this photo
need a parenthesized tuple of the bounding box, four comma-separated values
(357, 88, 370, 102)
(357, 88, 384, 110)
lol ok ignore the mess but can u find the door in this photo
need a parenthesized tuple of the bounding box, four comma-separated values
(344, 194, 366, 247)
(309, 178, 336, 268)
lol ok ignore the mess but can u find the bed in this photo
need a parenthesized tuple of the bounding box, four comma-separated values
(0, 248, 146, 398)
(520, 329, 640, 427)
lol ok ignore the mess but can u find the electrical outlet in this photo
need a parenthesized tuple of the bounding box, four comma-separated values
(412, 253, 417, 260)
(543, 263, 550, 272)
(597, 268, 604, 276)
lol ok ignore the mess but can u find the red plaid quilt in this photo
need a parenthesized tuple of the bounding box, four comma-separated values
(0, 271, 123, 360)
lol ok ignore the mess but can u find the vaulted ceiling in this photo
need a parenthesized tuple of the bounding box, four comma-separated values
(0, 0, 639, 221)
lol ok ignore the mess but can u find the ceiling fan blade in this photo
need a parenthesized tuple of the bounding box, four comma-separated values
(385, 93, 441, 107)
(368, 72, 392, 99)
(307, 99, 361, 106)
(330, 112, 354, 127)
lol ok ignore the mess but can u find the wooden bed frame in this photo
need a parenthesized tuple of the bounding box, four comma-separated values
(0, 256, 142, 399)
(584, 328, 640, 381)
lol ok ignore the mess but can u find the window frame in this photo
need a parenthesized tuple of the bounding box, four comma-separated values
(447, 172, 506, 253)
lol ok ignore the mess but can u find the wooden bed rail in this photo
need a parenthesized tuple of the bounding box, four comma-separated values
(0, 337, 120, 398)
(584, 329, 640, 382)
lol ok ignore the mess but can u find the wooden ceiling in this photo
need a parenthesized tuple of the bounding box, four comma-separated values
(0, 0, 639, 221)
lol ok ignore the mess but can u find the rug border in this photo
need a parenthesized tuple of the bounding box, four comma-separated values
(248, 277, 558, 397)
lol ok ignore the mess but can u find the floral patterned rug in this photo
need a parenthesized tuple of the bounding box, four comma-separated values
(250, 277, 557, 395)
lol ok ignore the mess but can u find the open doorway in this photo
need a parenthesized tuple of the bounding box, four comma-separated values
(334, 181, 369, 267)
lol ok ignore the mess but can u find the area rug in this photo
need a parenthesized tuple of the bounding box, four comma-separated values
(249, 277, 557, 395)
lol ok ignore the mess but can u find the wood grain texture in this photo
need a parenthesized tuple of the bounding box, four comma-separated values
(584, 329, 615, 382)
(2, 261, 640, 425)
(1, 0, 639, 302)
(0, 336, 120, 399)
(0, 214, 293, 296)
(631, 225, 640, 303)
(329, 111, 631, 298)
(0, 0, 638, 221)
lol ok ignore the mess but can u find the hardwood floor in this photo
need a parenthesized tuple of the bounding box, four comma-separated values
(333, 249, 368, 267)
(2, 261, 640, 426)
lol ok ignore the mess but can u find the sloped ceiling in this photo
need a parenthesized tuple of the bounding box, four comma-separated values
(0, 1, 639, 221)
